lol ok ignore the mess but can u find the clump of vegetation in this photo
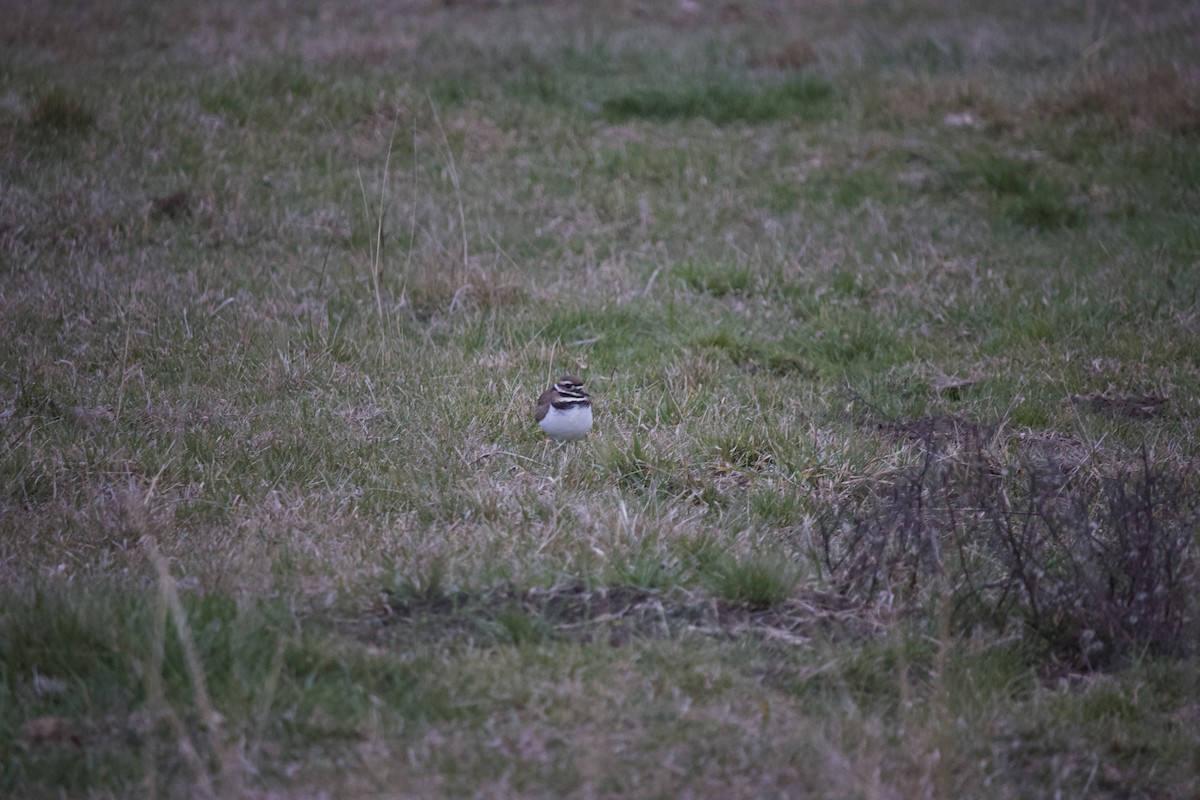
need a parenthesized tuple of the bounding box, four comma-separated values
(971, 155, 1036, 195)
(692, 330, 814, 376)
(29, 87, 95, 133)
(1001, 183, 1085, 229)
(677, 259, 758, 297)
(602, 78, 833, 123)
(1042, 68, 1200, 138)
(965, 154, 1085, 229)
(706, 553, 800, 610)
(818, 426, 1199, 668)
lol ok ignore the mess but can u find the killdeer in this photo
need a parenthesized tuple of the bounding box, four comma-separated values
(534, 375, 593, 441)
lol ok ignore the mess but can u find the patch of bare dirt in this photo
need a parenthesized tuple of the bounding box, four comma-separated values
(873, 413, 992, 450)
(17, 712, 155, 751)
(1070, 390, 1169, 420)
(750, 40, 819, 71)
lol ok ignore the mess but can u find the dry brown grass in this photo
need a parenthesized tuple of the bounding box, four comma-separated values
(3, 0, 1199, 796)
(1041, 67, 1200, 137)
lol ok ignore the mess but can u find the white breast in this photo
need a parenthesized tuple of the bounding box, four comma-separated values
(539, 404, 593, 441)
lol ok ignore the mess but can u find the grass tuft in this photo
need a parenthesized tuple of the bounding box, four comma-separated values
(964, 154, 1085, 229)
(602, 78, 833, 124)
(1001, 184, 1085, 229)
(28, 87, 95, 133)
(706, 554, 800, 610)
(970, 155, 1036, 196)
(677, 258, 759, 297)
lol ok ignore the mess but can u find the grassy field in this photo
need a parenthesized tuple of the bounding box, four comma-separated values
(3, 0, 1199, 796)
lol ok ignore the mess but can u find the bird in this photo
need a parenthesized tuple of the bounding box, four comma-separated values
(534, 374, 593, 441)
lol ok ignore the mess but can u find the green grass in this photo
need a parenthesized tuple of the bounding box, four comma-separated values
(2, 0, 1199, 797)
(27, 86, 96, 133)
(705, 553, 800, 610)
(602, 78, 834, 123)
